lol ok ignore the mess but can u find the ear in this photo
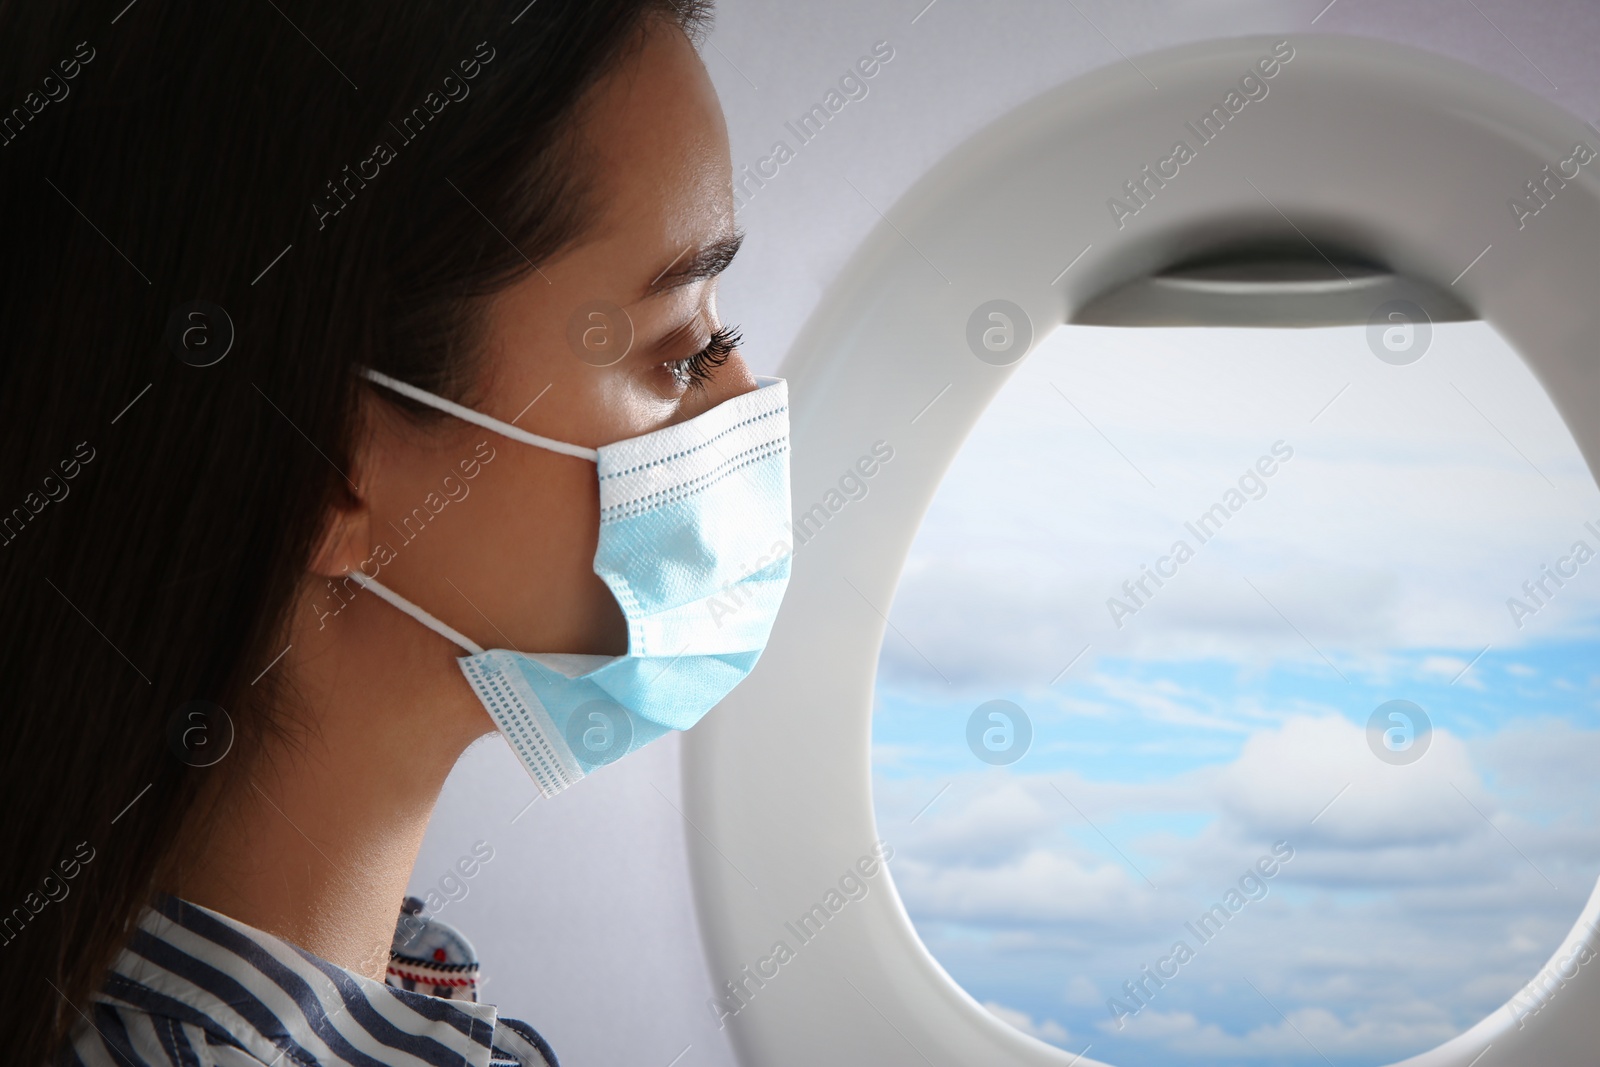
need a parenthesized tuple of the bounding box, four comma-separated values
(308, 480, 371, 579)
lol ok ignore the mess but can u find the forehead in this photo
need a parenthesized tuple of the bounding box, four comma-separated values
(569, 21, 734, 295)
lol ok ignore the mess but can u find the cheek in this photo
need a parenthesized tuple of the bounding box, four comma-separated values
(455, 446, 623, 654)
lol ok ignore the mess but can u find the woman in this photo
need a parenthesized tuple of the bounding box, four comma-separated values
(0, 1, 794, 1063)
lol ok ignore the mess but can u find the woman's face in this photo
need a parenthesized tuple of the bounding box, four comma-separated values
(324, 19, 749, 662)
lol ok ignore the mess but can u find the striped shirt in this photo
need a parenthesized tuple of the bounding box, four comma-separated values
(54, 893, 558, 1067)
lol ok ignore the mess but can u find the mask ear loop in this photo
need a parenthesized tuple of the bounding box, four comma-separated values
(360, 368, 600, 463)
(346, 570, 486, 656)
(350, 368, 587, 682)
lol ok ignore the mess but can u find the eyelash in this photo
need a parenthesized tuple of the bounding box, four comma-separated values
(666, 323, 742, 390)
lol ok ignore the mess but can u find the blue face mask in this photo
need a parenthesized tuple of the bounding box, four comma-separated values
(353, 368, 793, 799)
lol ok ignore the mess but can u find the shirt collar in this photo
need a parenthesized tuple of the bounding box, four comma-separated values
(99, 892, 506, 1067)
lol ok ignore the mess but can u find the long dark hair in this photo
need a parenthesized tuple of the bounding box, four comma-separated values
(0, 0, 712, 1056)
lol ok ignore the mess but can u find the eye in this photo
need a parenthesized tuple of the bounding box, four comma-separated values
(665, 323, 742, 391)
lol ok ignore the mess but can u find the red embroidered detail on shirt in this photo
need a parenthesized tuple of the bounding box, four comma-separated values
(386, 965, 477, 988)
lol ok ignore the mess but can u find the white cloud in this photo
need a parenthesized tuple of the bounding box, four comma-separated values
(889, 777, 1060, 868)
(1210, 714, 1489, 849)
(878, 713, 1600, 1066)
(895, 846, 1138, 925)
(982, 1001, 1071, 1043)
(1108, 1005, 1462, 1059)
(1084, 671, 1259, 734)
(875, 321, 1600, 692)
(1064, 974, 1102, 1007)
(1473, 719, 1600, 811)
(1418, 654, 1487, 689)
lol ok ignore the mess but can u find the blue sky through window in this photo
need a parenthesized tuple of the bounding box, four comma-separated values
(870, 320, 1600, 1067)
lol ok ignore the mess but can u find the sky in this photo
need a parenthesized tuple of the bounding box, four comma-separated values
(869, 319, 1600, 1067)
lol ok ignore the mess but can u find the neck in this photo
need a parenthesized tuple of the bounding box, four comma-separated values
(169, 579, 493, 979)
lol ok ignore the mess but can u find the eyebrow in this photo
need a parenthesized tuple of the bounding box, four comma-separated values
(640, 229, 745, 299)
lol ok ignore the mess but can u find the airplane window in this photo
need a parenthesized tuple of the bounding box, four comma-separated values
(870, 318, 1600, 1067)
